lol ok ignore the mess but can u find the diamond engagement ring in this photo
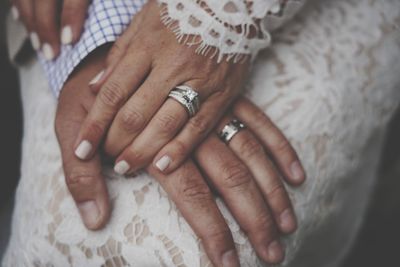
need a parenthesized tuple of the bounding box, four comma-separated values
(219, 119, 246, 143)
(168, 85, 200, 117)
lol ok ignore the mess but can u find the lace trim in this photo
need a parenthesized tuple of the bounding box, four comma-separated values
(157, 0, 304, 63)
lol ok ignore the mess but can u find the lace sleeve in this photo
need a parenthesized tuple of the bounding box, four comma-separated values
(158, 0, 307, 62)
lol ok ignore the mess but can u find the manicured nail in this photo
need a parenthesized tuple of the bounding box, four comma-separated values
(11, 6, 19, 20)
(78, 200, 100, 229)
(42, 43, 54, 60)
(89, 70, 105, 86)
(61, 25, 73, 45)
(75, 140, 92, 160)
(290, 161, 305, 182)
(30, 32, 40, 51)
(267, 241, 284, 263)
(155, 155, 171, 172)
(280, 209, 297, 233)
(222, 250, 240, 267)
(114, 160, 130, 175)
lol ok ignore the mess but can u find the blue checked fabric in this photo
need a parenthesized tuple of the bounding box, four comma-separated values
(39, 0, 146, 97)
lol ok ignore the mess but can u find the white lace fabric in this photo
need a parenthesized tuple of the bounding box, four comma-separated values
(3, 0, 400, 266)
(158, 0, 306, 62)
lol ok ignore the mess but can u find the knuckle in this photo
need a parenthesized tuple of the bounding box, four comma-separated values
(253, 110, 271, 130)
(86, 120, 104, 140)
(99, 81, 126, 107)
(266, 182, 286, 200)
(170, 140, 188, 158)
(273, 139, 291, 154)
(119, 107, 146, 133)
(179, 176, 211, 203)
(221, 164, 252, 190)
(199, 225, 232, 246)
(65, 169, 96, 192)
(239, 136, 264, 158)
(187, 114, 210, 137)
(252, 213, 275, 235)
(155, 114, 180, 134)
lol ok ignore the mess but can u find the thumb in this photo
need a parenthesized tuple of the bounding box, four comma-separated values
(55, 94, 111, 230)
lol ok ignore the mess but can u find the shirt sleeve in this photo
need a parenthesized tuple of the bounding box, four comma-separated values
(39, 0, 146, 97)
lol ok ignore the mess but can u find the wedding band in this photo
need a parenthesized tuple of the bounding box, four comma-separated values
(168, 85, 200, 117)
(219, 119, 246, 143)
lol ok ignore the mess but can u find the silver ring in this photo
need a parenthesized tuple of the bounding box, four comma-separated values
(219, 119, 246, 143)
(168, 85, 200, 117)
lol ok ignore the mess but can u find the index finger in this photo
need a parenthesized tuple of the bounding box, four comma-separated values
(56, 92, 111, 230)
(73, 52, 152, 161)
(147, 161, 240, 267)
(60, 0, 90, 45)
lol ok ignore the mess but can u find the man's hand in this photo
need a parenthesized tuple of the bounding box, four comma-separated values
(55, 47, 111, 230)
(55, 45, 305, 266)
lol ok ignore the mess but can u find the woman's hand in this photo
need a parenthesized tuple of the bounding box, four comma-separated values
(11, 0, 90, 60)
(73, 0, 253, 176)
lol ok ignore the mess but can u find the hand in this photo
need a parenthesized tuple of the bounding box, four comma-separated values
(11, 0, 90, 60)
(73, 0, 253, 177)
(56, 45, 305, 265)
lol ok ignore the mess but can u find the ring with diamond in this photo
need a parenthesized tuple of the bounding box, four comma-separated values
(219, 119, 246, 144)
(168, 85, 200, 117)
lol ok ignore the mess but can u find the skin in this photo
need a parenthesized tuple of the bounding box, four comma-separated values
(56, 46, 305, 266)
(11, 0, 90, 59)
(15, 1, 307, 265)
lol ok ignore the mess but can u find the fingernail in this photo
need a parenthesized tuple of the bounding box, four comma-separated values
(89, 70, 105, 86)
(61, 25, 73, 45)
(280, 209, 297, 233)
(290, 161, 305, 182)
(155, 155, 171, 172)
(11, 6, 19, 20)
(78, 200, 100, 229)
(267, 241, 284, 263)
(30, 32, 40, 51)
(222, 250, 240, 267)
(42, 43, 55, 60)
(75, 140, 92, 160)
(114, 160, 130, 175)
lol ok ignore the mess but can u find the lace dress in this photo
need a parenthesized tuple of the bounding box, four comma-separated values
(3, 0, 400, 266)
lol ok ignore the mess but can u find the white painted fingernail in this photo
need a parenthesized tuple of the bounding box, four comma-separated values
(290, 161, 305, 182)
(30, 32, 40, 51)
(89, 70, 105, 86)
(155, 155, 171, 172)
(61, 25, 73, 45)
(78, 200, 100, 229)
(114, 160, 130, 175)
(11, 6, 19, 20)
(42, 43, 55, 60)
(75, 140, 92, 160)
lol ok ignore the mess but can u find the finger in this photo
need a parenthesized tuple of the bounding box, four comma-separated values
(146, 160, 240, 267)
(104, 71, 179, 157)
(15, 0, 40, 51)
(61, 0, 90, 45)
(55, 93, 110, 230)
(195, 136, 285, 264)
(153, 89, 234, 173)
(34, 0, 60, 60)
(233, 97, 306, 185)
(218, 116, 297, 234)
(113, 98, 188, 175)
(88, 12, 145, 93)
(74, 51, 152, 161)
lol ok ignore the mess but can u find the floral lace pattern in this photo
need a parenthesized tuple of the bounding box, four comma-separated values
(158, 0, 306, 62)
(3, 0, 400, 266)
